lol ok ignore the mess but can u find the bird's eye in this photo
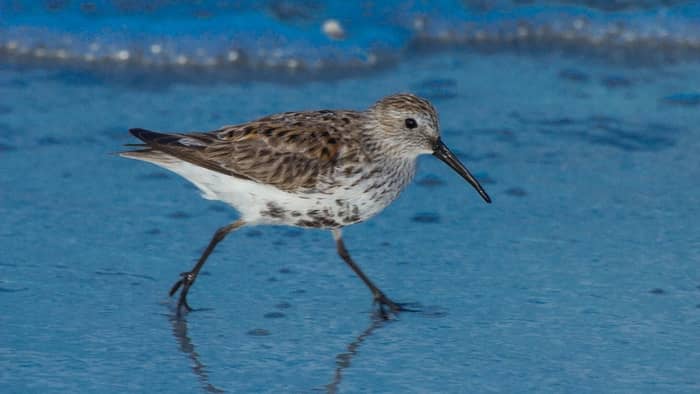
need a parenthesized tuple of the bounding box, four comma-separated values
(404, 118, 418, 129)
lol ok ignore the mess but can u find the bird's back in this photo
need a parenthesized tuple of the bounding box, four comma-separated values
(122, 110, 370, 192)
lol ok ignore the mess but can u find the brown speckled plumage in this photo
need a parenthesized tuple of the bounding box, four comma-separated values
(127, 110, 368, 192)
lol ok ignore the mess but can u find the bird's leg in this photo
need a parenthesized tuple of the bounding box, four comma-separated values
(169, 220, 245, 316)
(332, 229, 412, 318)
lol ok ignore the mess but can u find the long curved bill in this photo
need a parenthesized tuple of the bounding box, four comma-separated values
(433, 138, 492, 204)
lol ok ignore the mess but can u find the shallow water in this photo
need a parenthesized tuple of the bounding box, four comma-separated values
(2, 51, 699, 393)
(2, 3, 700, 393)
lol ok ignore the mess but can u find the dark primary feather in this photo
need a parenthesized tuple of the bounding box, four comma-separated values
(126, 110, 367, 192)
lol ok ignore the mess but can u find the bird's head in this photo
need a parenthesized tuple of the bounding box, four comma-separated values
(369, 93, 491, 203)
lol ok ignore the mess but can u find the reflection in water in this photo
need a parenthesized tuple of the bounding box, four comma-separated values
(326, 314, 392, 394)
(169, 315, 225, 393)
(168, 309, 406, 393)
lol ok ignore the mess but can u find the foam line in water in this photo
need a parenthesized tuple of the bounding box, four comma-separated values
(1, 1, 699, 80)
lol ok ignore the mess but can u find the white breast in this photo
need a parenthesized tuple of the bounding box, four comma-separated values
(133, 154, 416, 228)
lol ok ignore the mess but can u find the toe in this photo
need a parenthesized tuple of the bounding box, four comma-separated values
(169, 279, 184, 296)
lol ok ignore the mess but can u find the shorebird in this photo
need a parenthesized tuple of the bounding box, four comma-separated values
(122, 93, 491, 317)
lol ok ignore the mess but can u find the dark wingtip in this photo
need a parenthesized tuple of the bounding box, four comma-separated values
(129, 128, 159, 142)
(128, 128, 184, 147)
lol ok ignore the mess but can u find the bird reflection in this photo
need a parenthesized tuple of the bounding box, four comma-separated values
(169, 308, 416, 393)
(169, 314, 225, 393)
(325, 312, 393, 394)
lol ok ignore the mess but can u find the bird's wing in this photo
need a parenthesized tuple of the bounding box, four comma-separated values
(126, 110, 364, 192)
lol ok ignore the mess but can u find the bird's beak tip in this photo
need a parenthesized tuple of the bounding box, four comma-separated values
(433, 139, 492, 204)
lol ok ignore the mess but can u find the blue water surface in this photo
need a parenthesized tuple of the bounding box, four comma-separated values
(1, 2, 700, 393)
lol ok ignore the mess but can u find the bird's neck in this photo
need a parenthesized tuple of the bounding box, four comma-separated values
(363, 142, 418, 190)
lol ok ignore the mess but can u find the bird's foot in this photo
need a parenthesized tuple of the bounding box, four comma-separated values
(373, 292, 419, 319)
(169, 271, 195, 316)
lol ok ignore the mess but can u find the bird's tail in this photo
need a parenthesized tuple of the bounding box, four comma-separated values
(119, 128, 178, 164)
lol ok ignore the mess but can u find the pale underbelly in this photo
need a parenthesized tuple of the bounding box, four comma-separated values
(155, 158, 396, 228)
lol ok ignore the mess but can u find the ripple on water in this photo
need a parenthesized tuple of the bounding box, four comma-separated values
(284, 229, 303, 237)
(0, 287, 29, 293)
(1, 78, 29, 88)
(94, 270, 156, 281)
(0, 143, 17, 152)
(504, 187, 527, 197)
(168, 211, 191, 219)
(522, 114, 679, 152)
(661, 93, 700, 107)
(47, 70, 105, 86)
(419, 306, 449, 318)
(247, 328, 271, 336)
(411, 212, 441, 224)
(600, 75, 633, 89)
(475, 173, 496, 185)
(246, 229, 263, 237)
(416, 175, 446, 188)
(36, 136, 63, 146)
(558, 69, 590, 83)
(587, 121, 676, 152)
